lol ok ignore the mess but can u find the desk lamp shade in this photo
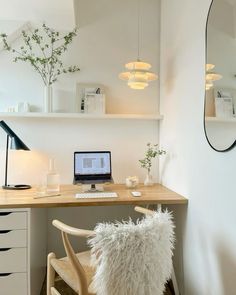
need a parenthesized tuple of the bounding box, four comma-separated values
(10, 137, 29, 151)
(0, 120, 31, 190)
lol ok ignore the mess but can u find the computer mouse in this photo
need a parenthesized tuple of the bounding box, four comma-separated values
(131, 191, 142, 197)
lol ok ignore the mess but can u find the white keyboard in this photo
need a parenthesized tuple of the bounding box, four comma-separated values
(75, 192, 118, 199)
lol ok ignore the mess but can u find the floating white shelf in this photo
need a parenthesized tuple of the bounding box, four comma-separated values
(205, 116, 236, 123)
(0, 112, 163, 121)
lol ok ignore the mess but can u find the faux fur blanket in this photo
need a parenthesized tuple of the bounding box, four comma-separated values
(88, 210, 175, 295)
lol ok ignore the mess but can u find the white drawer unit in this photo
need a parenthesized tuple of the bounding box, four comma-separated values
(0, 272, 27, 295)
(0, 211, 27, 230)
(0, 229, 27, 248)
(0, 247, 27, 273)
(0, 208, 47, 295)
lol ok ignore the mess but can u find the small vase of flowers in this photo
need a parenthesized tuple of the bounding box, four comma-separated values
(139, 143, 166, 186)
(0, 23, 80, 112)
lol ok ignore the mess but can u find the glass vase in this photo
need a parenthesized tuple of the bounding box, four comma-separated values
(144, 172, 153, 186)
(44, 85, 53, 112)
(46, 158, 60, 194)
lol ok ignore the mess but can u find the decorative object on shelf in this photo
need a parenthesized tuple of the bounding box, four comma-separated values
(214, 88, 234, 118)
(205, 64, 222, 91)
(76, 83, 106, 114)
(125, 176, 139, 188)
(5, 106, 16, 112)
(139, 143, 166, 186)
(46, 158, 60, 194)
(15, 102, 30, 112)
(119, 0, 158, 89)
(0, 23, 80, 113)
(0, 120, 31, 190)
(5, 102, 30, 113)
(44, 85, 53, 113)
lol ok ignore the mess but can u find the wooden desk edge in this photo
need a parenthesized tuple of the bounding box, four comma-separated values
(0, 184, 188, 209)
(0, 199, 188, 209)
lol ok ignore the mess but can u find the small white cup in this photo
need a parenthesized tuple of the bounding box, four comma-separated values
(125, 176, 139, 188)
(15, 102, 30, 112)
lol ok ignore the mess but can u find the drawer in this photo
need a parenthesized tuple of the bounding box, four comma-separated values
(0, 212, 27, 230)
(0, 230, 27, 248)
(0, 248, 27, 273)
(0, 272, 27, 295)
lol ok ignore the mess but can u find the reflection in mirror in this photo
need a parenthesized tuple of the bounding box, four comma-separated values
(205, 0, 236, 151)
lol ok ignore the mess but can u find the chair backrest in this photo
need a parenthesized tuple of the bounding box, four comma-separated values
(52, 207, 174, 295)
(52, 220, 95, 295)
(88, 208, 175, 295)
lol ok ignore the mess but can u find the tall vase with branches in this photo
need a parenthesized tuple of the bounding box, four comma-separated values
(0, 23, 80, 112)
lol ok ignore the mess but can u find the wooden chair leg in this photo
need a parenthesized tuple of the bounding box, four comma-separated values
(51, 287, 61, 295)
(47, 253, 56, 295)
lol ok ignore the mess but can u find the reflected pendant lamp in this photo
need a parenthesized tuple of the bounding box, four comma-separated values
(205, 64, 222, 90)
(119, 0, 158, 90)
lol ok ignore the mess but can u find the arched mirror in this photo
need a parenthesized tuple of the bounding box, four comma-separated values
(205, 0, 236, 151)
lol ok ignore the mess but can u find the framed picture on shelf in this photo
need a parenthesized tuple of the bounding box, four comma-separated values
(214, 88, 235, 118)
(76, 83, 106, 114)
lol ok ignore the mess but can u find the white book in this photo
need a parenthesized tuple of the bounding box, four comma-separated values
(85, 94, 105, 114)
(215, 97, 233, 118)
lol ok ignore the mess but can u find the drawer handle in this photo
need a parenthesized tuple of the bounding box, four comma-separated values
(0, 230, 12, 234)
(0, 212, 12, 216)
(0, 273, 12, 277)
(0, 248, 11, 252)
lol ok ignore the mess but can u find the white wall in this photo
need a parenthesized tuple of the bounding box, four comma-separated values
(0, 0, 161, 254)
(0, 0, 76, 30)
(160, 0, 236, 294)
(0, 118, 159, 185)
(0, 0, 160, 115)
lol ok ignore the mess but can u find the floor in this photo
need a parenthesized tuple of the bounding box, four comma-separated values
(41, 279, 174, 294)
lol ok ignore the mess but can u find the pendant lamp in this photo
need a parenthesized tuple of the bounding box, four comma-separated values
(119, 0, 158, 90)
(205, 64, 222, 90)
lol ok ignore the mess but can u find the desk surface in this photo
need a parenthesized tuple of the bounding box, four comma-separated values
(0, 184, 188, 209)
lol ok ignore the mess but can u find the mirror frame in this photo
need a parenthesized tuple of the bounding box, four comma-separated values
(204, 0, 236, 152)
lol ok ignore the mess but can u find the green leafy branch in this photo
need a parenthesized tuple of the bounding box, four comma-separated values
(139, 143, 166, 173)
(0, 23, 80, 86)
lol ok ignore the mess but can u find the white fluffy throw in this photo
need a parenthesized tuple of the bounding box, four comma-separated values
(88, 210, 175, 295)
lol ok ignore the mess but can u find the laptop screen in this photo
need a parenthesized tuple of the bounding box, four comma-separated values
(74, 151, 112, 183)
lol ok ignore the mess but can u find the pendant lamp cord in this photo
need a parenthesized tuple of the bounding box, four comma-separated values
(137, 0, 141, 61)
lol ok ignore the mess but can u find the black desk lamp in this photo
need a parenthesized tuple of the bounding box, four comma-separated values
(0, 120, 31, 190)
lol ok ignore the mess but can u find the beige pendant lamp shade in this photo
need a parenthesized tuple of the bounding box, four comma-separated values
(119, 60, 158, 90)
(206, 64, 215, 71)
(205, 64, 222, 90)
(119, 0, 158, 90)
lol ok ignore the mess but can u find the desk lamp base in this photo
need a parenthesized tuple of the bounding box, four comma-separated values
(2, 184, 31, 190)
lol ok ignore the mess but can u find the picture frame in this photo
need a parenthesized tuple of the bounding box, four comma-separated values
(76, 83, 106, 114)
(214, 88, 235, 118)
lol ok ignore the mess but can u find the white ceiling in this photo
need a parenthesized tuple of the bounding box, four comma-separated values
(0, 0, 78, 30)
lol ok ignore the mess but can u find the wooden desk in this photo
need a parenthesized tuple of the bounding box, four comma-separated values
(0, 184, 187, 209)
(0, 184, 187, 294)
